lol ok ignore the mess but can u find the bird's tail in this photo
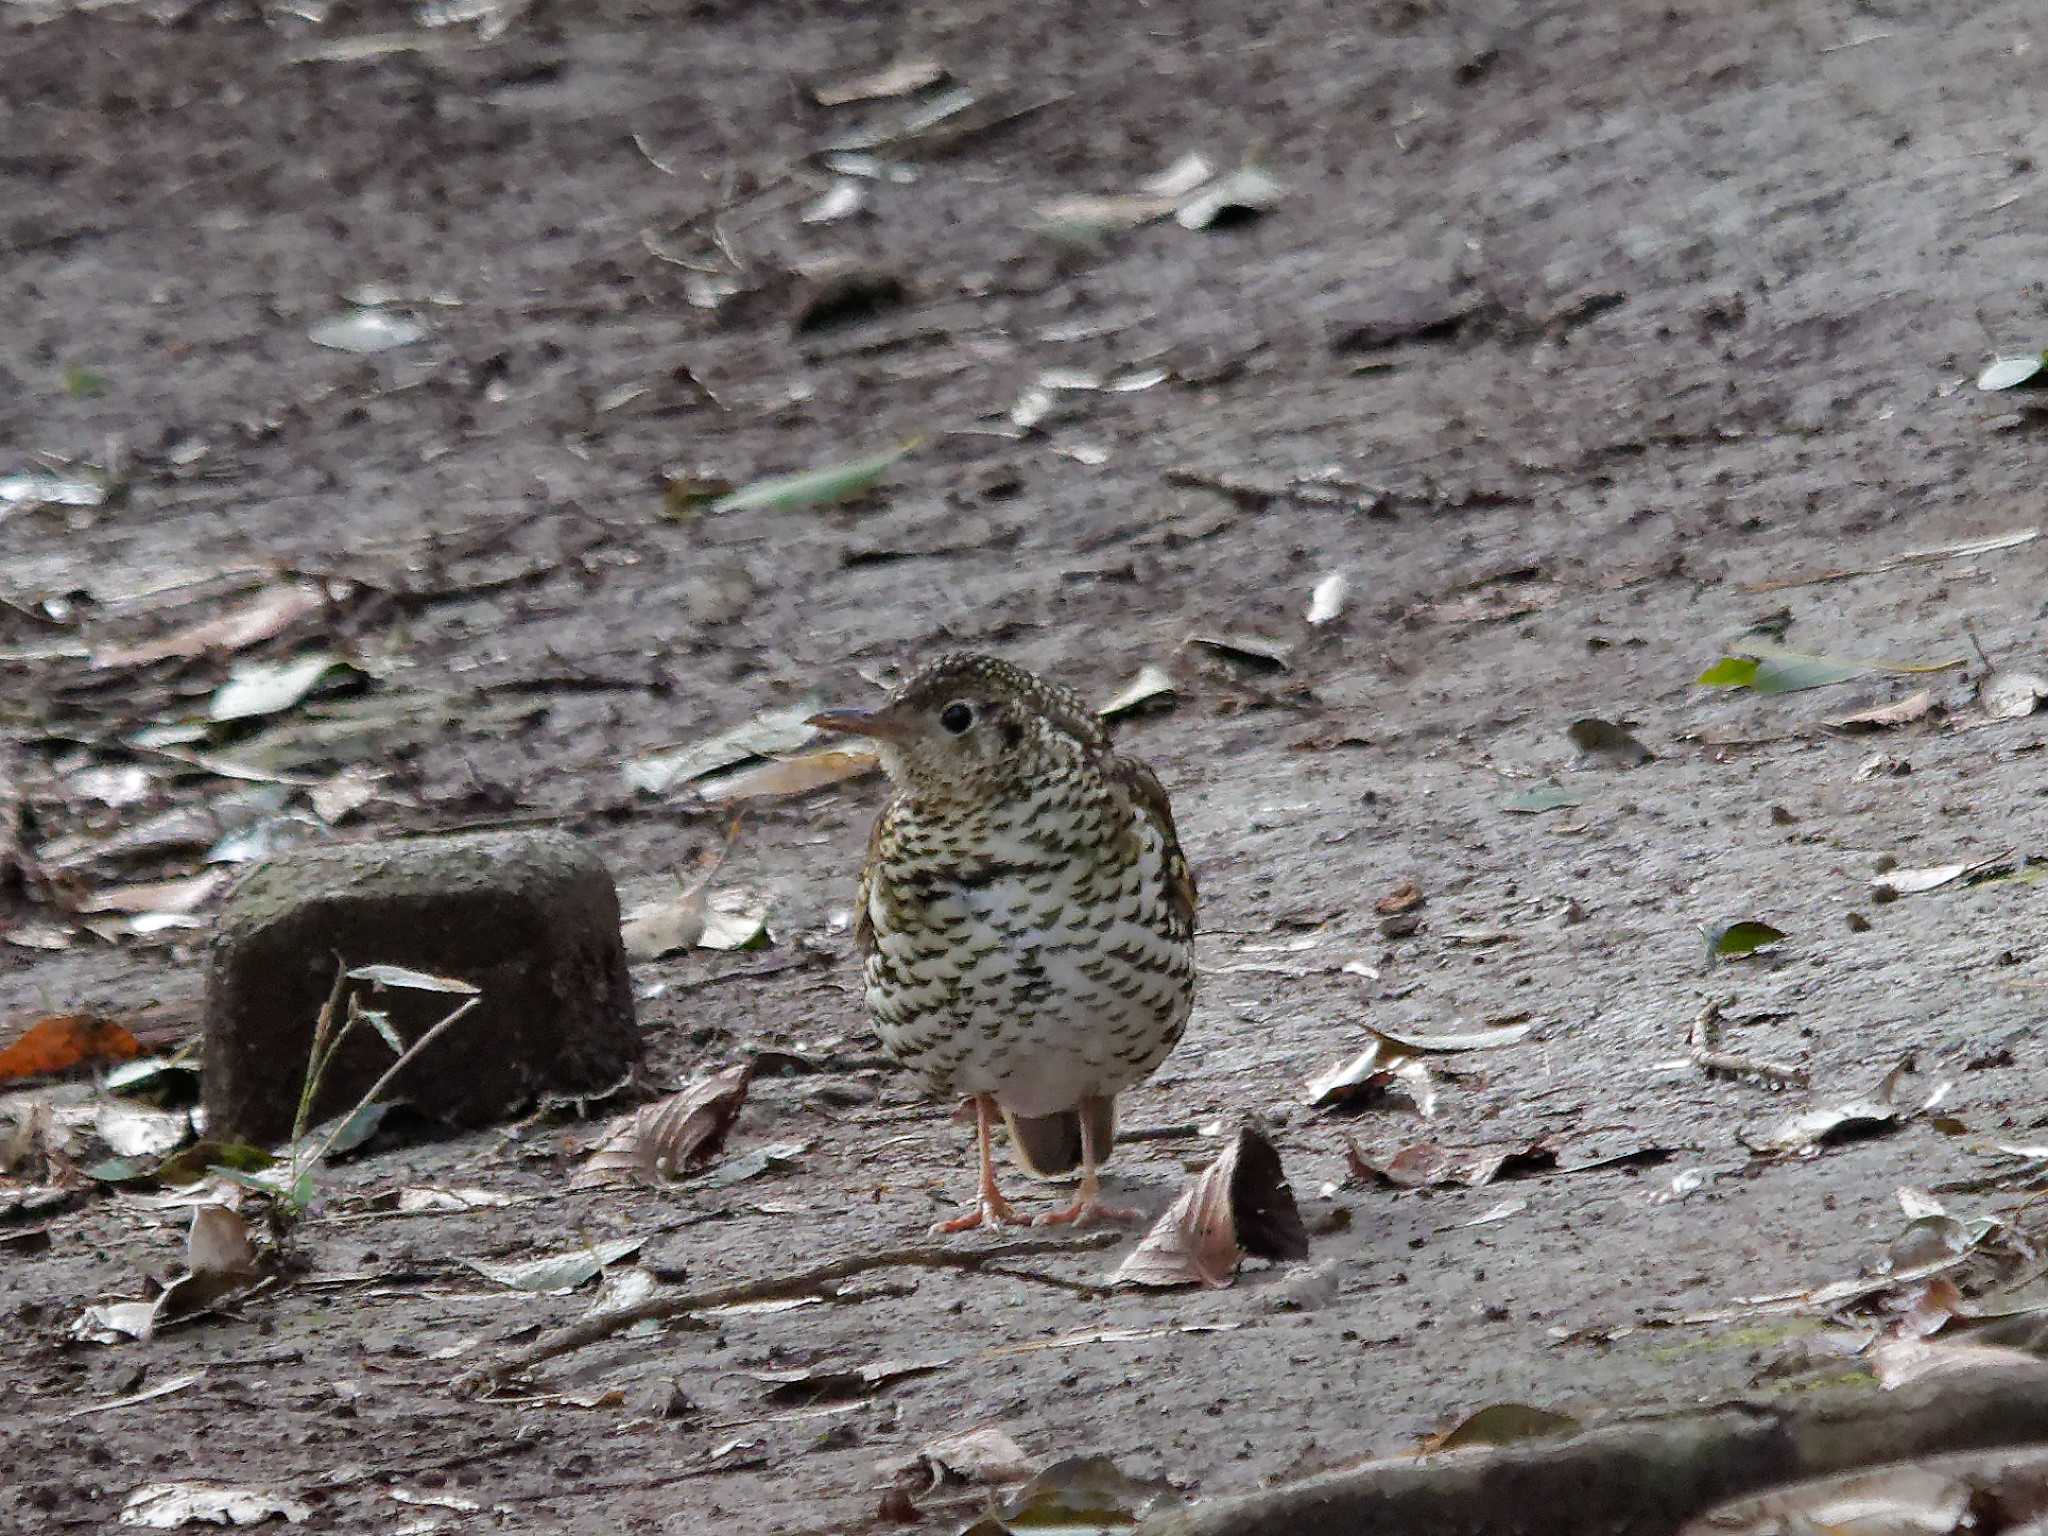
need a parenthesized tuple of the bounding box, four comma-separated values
(1002, 1096, 1116, 1180)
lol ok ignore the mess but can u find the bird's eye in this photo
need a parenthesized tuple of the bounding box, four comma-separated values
(939, 701, 975, 735)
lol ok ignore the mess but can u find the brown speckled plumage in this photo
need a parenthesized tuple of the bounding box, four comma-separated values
(811, 654, 1196, 1231)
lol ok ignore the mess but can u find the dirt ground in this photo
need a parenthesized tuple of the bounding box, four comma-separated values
(6, 0, 2048, 1529)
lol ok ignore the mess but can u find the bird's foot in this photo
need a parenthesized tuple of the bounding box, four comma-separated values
(929, 1190, 1027, 1236)
(1034, 1193, 1141, 1228)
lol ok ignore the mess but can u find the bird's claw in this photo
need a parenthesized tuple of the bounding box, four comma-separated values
(1034, 1196, 1140, 1228)
(930, 1192, 1027, 1235)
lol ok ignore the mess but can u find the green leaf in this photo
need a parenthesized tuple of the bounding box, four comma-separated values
(158, 1140, 274, 1185)
(1501, 786, 1583, 814)
(1707, 920, 1787, 958)
(1697, 656, 1760, 688)
(1699, 646, 1963, 695)
(1430, 1402, 1580, 1451)
(708, 441, 917, 514)
(81, 1155, 159, 1184)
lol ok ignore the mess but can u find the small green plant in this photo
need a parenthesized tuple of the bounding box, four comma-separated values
(221, 959, 480, 1249)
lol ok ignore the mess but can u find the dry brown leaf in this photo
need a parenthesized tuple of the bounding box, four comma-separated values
(573, 1064, 752, 1185)
(1303, 1040, 1437, 1117)
(1982, 670, 2048, 721)
(621, 885, 709, 960)
(809, 57, 947, 107)
(0, 1014, 145, 1086)
(695, 748, 879, 805)
(90, 582, 326, 669)
(1420, 1402, 1580, 1453)
(1112, 1126, 1307, 1289)
(885, 1426, 1034, 1496)
(1374, 879, 1425, 916)
(1346, 1139, 1521, 1189)
(1824, 690, 1938, 732)
(76, 869, 227, 916)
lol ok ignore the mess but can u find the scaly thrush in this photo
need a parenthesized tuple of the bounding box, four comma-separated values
(809, 654, 1197, 1232)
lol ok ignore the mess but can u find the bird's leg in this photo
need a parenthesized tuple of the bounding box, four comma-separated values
(1036, 1095, 1140, 1227)
(931, 1094, 1026, 1234)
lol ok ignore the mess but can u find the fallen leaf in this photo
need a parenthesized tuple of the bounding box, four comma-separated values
(308, 308, 424, 353)
(78, 870, 227, 915)
(93, 1103, 192, 1160)
(153, 1205, 264, 1326)
(1113, 1125, 1307, 1289)
(345, 964, 479, 994)
(1698, 645, 1963, 695)
(695, 748, 878, 804)
(621, 884, 708, 960)
(1566, 717, 1654, 766)
(699, 887, 771, 950)
(1375, 880, 1425, 916)
(709, 442, 916, 515)
(0, 470, 104, 508)
(1741, 1100, 1903, 1157)
(1872, 850, 2013, 898)
(0, 1014, 144, 1084)
(1032, 190, 1180, 236)
(573, 1064, 752, 1185)
(749, 1355, 951, 1404)
(1368, 1019, 1534, 1053)
(91, 583, 327, 670)
(1982, 670, 2048, 720)
(466, 1236, 644, 1292)
(1098, 664, 1178, 720)
(1705, 919, 1786, 959)
(1174, 165, 1286, 229)
(1186, 632, 1292, 671)
(810, 57, 947, 106)
(1978, 354, 2048, 391)
(1303, 1039, 1437, 1117)
(1307, 572, 1349, 626)
(697, 1139, 810, 1187)
(1346, 1139, 1520, 1189)
(1422, 1403, 1580, 1453)
(624, 702, 820, 796)
(209, 653, 358, 723)
(1824, 690, 1937, 731)
(886, 1426, 1035, 1495)
(1501, 785, 1583, 814)
(119, 1482, 311, 1528)
(994, 1454, 1181, 1528)
(1678, 1446, 2048, 1536)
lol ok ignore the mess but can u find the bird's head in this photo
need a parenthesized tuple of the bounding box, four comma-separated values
(808, 653, 1106, 802)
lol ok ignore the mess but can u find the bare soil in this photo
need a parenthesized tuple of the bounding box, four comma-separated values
(6, 0, 2048, 1530)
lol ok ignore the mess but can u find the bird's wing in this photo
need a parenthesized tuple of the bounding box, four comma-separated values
(1110, 754, 1196, 937)
(853, 801, 891, 962)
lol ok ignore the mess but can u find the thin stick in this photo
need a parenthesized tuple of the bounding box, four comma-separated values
(453, 1230, 1121, 1394)
(300, 997, 481, 1175)
(1693, 1050, 1810, 1087)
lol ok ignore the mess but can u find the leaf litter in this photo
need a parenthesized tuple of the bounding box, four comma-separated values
(574, 1063, 753, 1185)
(1112, 1125, 1307, 1289)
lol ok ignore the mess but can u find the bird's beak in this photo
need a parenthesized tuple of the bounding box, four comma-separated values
(807, 706, 915, 742)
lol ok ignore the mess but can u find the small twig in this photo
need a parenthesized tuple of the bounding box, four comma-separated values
(1693, 1050, 1810, 1088)
(1688, 995, 1806, 1086)
(1962, 618, 1998, 675)
(301, 997, 481, 1175)
(453, 1230, 1121, 1394)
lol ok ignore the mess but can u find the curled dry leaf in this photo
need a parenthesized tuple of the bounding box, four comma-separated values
(620, 883, 708, 961)
(574, 1063, 752, 1185)
(809, 57, 947, 107)
(1982, 670, 2048, 720)
(885, 1426, 1034, 1496)
(1112, 1125, 1307, 1290)
(1307, 572, 1348, 625)
(1098, 664, 1178, 720)
(1374, 879, 1425, 916)
(1566, 717, 1654, 766)
(695, 747, 878, 804)
(624, 702, 821, 796)
(1303, 1040, 1437, 1118)
(1824, 690, 1937, 732)
(1741, 1100, 1903, 1157)
(1421, 1402, 1580, 1453)
(1871, 849, 2013, 899)
(1677, 1445, 2048, 1536)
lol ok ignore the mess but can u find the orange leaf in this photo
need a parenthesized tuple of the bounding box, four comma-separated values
(0, 1014, 145, 1085)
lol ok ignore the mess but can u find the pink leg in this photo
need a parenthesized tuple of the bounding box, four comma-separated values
(931, 1095, 1027, 1235)
(1036, 1096, 1139, 1227)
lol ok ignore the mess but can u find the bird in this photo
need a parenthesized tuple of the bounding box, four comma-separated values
(808, 653, 1197, 1233)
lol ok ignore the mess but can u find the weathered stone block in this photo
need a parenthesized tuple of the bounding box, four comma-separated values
(203, 830, 638, 1144)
